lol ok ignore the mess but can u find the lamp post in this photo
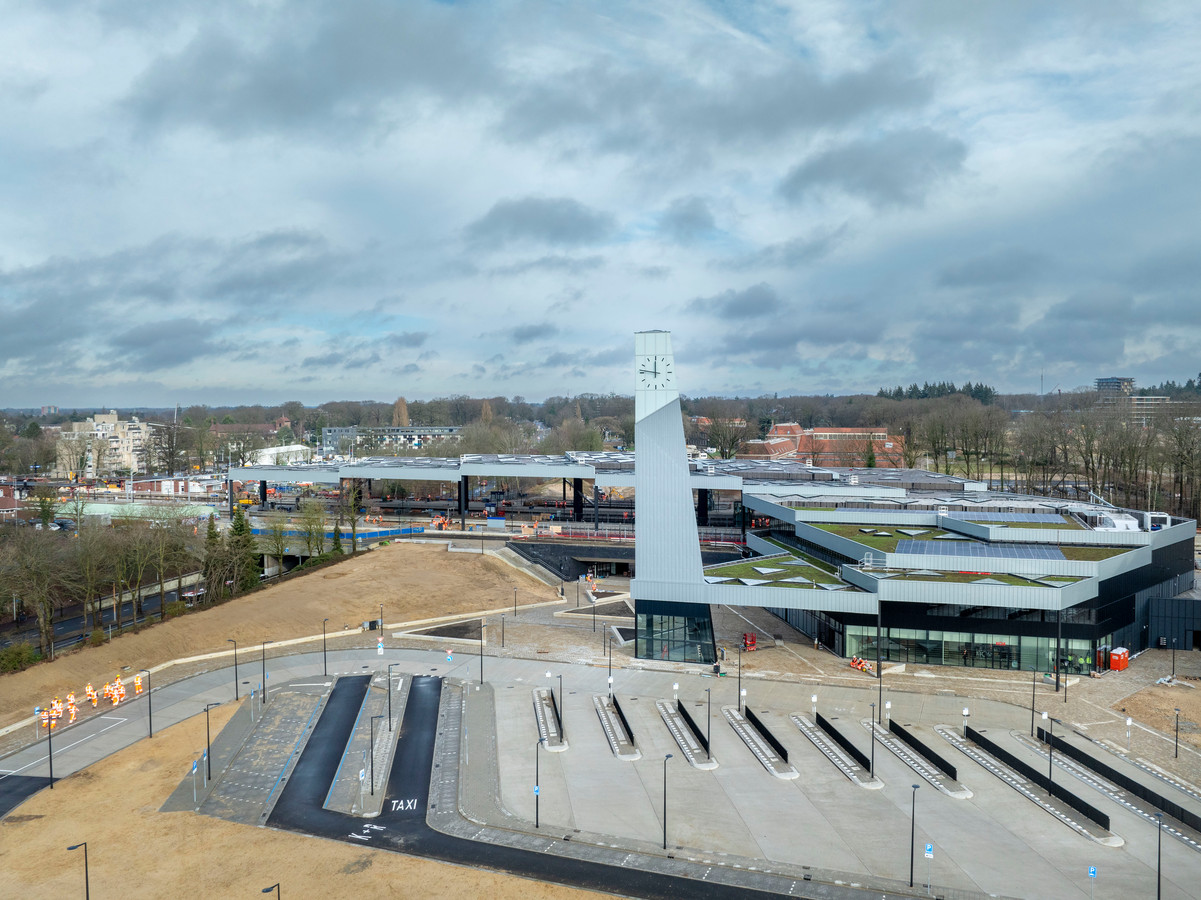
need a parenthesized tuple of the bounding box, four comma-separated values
(737, 644, 742, 713)
(1043, 711, 1054, 782)
(46, 713, 54, 788)
(811, 694, 817, 719)
(962, 707, 970, 738)
(869, 702, 876, 776)
(1156, 811, 1164, 900)
(1175, 708, 1181, 759)
(513, 588, 517, 617)
(662, 753, 674, 849)
(204, 702, 219, 781)
(1126, 716, 1133, 753)
(480, 622, 485, 684)
(705, 688, 712, 760)
(262, 884, 280, 898)
(227, 639, 239, 700)
(534, 738, 543, 828)
(501, 614, 505, 648)
(369, 714, 384, 796)
(885, 700, 891, 729)
(322, 619, 329, 677)
(140, 668, 153, 737)
(1172, 638, 1177, 679)
(1029, 666, 1037, 736)
(261, 640, 273, 706)
(387, 664, 398, 730)
(547, 670, 564, 742)
(909, 783, 919, 888)
(379, 604, 384, 631)
(67, 842, 89, 899)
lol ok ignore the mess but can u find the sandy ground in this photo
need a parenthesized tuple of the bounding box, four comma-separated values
(0, 705, 600, 900)
(0, 542, 558, 734)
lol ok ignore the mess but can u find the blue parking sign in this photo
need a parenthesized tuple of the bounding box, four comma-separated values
(1088, 866, 1096, 879)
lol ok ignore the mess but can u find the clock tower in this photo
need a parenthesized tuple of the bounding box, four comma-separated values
(631, 331, 714, 663)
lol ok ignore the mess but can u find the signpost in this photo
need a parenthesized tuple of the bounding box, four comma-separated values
(377, 638, 383, 656)
(924, 843, 933, 896)
(1088, 865, 1096, 900)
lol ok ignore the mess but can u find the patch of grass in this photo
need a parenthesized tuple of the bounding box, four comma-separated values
(1059, 546, 1130, 561)
(705, 556, 843, 585)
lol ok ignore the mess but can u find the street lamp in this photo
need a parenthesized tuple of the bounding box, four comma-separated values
(227, 639, 239, 700)
(1043, 711, 1054, 782)
(737, 644, 743, 713)
(1029, 666, 1037, 737)
(547, 670, 564, 742)
(204, 702, 219, 781)
(67, 842, 89, 899)
(811, 694, 817, 718)
(1126, 716, 1133, 753)
(662, 753, 674, 850)
(1156, 811, 1164, 900)
(962, 707, 970, 738)
(387, 664, 399, 730)
(909, 783, 920, 888)
(46, 713, 54, 788)
(322, 619, 329, 677)
(501, 613, 505, 648)
(869, 702, 876, 776)
(705, 687, 712, 760)
(261, 640, 273, 706)
(1172, 638, 1177, 679)
(534, 738, 543, 828)
(262, 884, 280, 898)
(885, 700, 891, 729)
(140, 669, 153, 737)
(369, 714, 384, 796)
(1175, 708, 1181, 759)
(513, 588, 517, 617)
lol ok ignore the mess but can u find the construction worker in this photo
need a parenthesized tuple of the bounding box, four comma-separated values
(67, 691, 77, 709)
(134, 674, 143, 695)
(40, 708, 49, 729)
(68, 701, 77, 724)
(86, 683, 98, 708)
(102, 682, 112, 703)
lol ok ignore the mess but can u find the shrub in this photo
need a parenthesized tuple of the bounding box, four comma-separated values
(165, 601, 187, 618)
(0, 642, 40, 674)
(88, 629, 106, 647)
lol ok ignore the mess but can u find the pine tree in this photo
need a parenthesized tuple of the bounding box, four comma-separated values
(332, 525, 344, 555)
(228, 505, 260, 592)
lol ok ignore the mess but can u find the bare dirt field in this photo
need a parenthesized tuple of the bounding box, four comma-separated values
(1111, 679, 1201, 750)
(0, 542, 558, 732)
(0, 704, 600, 899)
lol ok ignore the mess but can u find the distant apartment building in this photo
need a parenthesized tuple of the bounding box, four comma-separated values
(1095, 377, 1173, 427)
(737, 423, 905, 467)
(57, 411, 147, 477)
(321, 425, 463, 456)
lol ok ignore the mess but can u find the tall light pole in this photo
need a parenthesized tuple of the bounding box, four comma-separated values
(322, 619, 329, 677)
(962, 707, 970, 738)
(513, 588, 517, 617)
(1156, 811, 1164, 900)
(705, 688, 712, 760)
(67, 842, 89, 899)
(1029, 666, 1037, 736)
(480, 621, 485, 684)
(501, 613, 505, 648)
(262, 883, 280, 898)
(46, 714, 54, 788)
(387, 664, 398, 730)
(811, 694, 817, 719)
(1043, 711, 1054, 782)
(737, 644, 743, 713)
(140, 668, 153, 737)
(1175, 708, 1181, 758)
(369, 714, 384, 796)
(869, 702, 876, 776)
(1172, 638, 1177, 679)
(227, 639, 239, 700)
(909, 783, 920, 887)
(261, 640, 273, 706)
(662, 753, 674, 849)
(204, 702, 219, 782)
(534, 738, 543, 828)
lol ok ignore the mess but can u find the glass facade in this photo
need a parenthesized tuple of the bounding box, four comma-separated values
(846, 625, 1103, 674)
(635, 599, 716, 664)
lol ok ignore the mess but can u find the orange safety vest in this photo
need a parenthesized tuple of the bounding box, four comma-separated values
(41, 709, 49, 727)
(134, 676, 143, 694)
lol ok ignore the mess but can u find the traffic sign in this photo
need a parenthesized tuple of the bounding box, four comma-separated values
(1088, 866, 1097, 879)
(377, 639, 384, 656)
(924, 843, 933, 859)
(533, 786, 539, 795)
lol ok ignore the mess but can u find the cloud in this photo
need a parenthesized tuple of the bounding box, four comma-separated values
(464, 197, 615, 249)
(937, 248, 1050, 288)
(722, 226, 847, 271)
(659, 196, 715, 243)
(779, 129, 967, 207)
(108, 318, 229, 370)
(488, 255, 606, 277)
(508, 323, 560, 343)
(688, 283, 783, 319)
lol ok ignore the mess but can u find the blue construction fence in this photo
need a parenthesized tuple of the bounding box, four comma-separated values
(251, 526, 425, 541)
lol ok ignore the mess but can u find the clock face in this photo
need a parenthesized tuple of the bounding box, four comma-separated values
(637, 354, 673, 390)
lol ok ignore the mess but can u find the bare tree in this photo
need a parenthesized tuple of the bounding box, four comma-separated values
(0, 529, 78, 658)
(705, 419, 748, 459)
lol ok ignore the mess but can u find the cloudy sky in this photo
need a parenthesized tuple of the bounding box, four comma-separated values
(2, 1, 1200, 408)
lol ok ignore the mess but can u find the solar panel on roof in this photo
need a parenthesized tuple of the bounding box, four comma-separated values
(945, 512, 1066, 524)
(896, 540, 1065, 560)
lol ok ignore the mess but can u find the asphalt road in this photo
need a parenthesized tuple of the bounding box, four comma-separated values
(0, 590, 175, 652)
(267, 676, 817, 900)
